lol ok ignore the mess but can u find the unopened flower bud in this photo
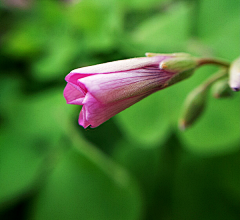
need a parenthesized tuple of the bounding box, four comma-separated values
(229, 57, 240, 91)
(64, 53, 199, 128)
(179, 68, 227, 130)
(212, 78, 233, 98)
(179, 86, 208, 130)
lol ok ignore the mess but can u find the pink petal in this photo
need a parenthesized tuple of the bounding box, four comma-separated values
(63, 83, 85, 105)
(78, 67, 173, 104)
(78, 92, 152, 128)
(65, 72, 95, 95)
(78, 106, 91, 128)
(71, 56, 168, 74)
(65, 72, 95, 84)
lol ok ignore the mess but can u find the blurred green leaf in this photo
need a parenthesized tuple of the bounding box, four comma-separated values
(32, 34, 78, 80)
(172, 151, 240, 220)
(198, 0, 239, 38)
(115, 91, 171, 147)
(2, 22, 45, 58)
(122, 0, 169, 10)
(112, 134, 184, 220)
(113, 139, 161, 195)
(0, 132, 44, 210)
(198, 0, 240, 59)
(0, 76, 67, 209)
(131, 2, 190, 52)
(65, 0, 121, 50)
(205, 15, 240, 60)
(29, 148, 143, 220)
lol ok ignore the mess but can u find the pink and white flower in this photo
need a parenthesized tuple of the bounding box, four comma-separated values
(63, 54, 196, 128)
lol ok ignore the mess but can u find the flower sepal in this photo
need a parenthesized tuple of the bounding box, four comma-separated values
(160, 56, 198, 87)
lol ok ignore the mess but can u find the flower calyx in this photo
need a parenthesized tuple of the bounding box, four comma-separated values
(159, 54, 199, 87)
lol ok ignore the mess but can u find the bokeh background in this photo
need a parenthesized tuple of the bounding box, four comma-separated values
(0, 0, 240, 219)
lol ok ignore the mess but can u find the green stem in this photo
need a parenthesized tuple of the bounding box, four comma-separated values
(197, 58, 230, 68)
(201, 68, 228, 90)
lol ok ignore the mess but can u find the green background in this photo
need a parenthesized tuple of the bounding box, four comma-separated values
(0, 0, 239, 219)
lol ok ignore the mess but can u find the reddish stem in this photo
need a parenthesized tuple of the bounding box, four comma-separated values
(197, 58, 230, 67)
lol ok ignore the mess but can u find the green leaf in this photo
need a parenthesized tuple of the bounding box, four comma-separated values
(0, 133, 44, 210)
(131, 2, 190, 52)
(29, 149, 143, 220)
(198, 0, 240, 59)
(115, 91, 171, 147)
(32, 34, 79, 80)
(198, 0, 240, 38)
(173, 152, 240, 220)
(113, 139, 161, 196)
(0, 77, 67, 209)
(205, 16, 240, 60)
(121, 0, 169, 10)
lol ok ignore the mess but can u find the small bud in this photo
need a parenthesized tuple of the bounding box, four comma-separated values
(212, 78, 233, 98)
(179, 86, 208, 130)
(179, 68, 228, 130)
(229, 57, 240, 91)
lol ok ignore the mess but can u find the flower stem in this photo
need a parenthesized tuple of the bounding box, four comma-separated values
(201, 68, 228, 90)
(197, 58, 230, 67)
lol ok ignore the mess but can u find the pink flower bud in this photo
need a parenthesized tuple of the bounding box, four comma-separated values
(64, 54, 197, 128)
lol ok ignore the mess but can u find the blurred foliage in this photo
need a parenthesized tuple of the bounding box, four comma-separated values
(0, 0, 239, 219)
